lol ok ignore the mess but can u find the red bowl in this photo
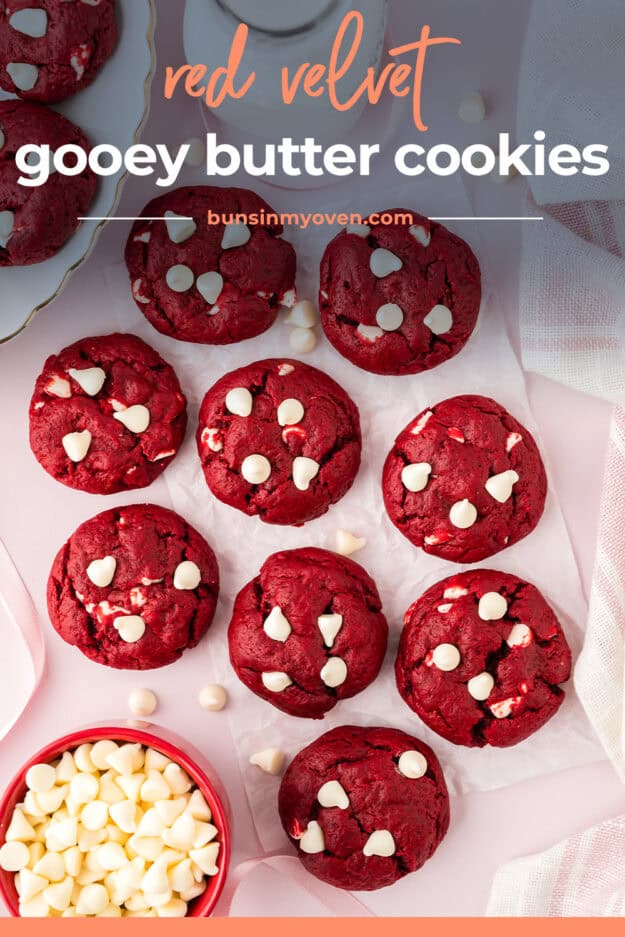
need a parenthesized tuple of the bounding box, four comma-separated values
(0, 723, 232, 918)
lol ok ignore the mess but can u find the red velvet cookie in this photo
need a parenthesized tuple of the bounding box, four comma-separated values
(47, 504, 220, 670)
(279, 726, 450, 891)
(0, 100, 96, 265)
(382, 394, 547, 563)
(228, 548, 388, 719)
(196, 359, 361, 526)
(319, 210, 481, 376)
(29, 333, 187, 495)
(0, 0, 117, 103)
(395, 569, 572, 748)
(125, 186, 297, 345)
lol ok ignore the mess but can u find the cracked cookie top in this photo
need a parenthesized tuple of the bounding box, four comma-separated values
(319, 209, 481, 376)
(29, 333, 187, 495)
(279, 725, 450, 891)
(382, 394, 547, 563)
(47, 504, 220, 670)
(228, 548, 388, 719)
(395, 569, 571, 747)
(196, 359, 362, 526)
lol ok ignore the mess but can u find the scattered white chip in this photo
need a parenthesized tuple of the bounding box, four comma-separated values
(45, 374, 71, 398)
(467, 671, 495, 701)
(424, 305, 453, 335)
(0, 842, 29, 872)
(458, 92, 486, 124)
(221, 222, 251, 250)
(87, 556, 116, 588)
(289, 327, 317, 354)
(335, 530, 366, 556)
(261, 672, 292, 693)
(490, 696, 522, 719)
(166, 265, 194, 293)
(299, 821, 325, 855)
(249, 748, 285, 776)
(198, 685, 227, 712)
(113, 404, 150, 434)
(363, 830, 395, 857)
(410, 225, 431, 247)
(128, 688, 157, 717)
(401, 462, 432, 493)
(485, 470, 519, 504)
(164, 211, 196, 245)
(356, 324, 384, 343)
(431, 643, 461, 672)
(173, 561, 201, 591)
(292, 456, 320, 492)
(7, 62, 38, 91)
(478, 592, 508, 621)
(320, 657, 347, 688)
(376, 303, 404, 332)
(68, 367, 106, 397)
(263, 606, 292, 643)
(507, 623, 533, 648)
(197, 271, 223, 305)
(370, 248, 402, 278)
(9, 8, 48, 37)
(113, 615, 146, 644)
(62, 430, 92, 463)
(317, 613, 343, 648)
(397, 750, 427, 779)
(225, 387, 253, 418)
(317, 780, 349, 810)
(449, 499, 478, 529)
(287, 300, 317, 328)
(241, 454, 271, 485)
(25, 763, 56, 794)
(277, 398, 305, 427)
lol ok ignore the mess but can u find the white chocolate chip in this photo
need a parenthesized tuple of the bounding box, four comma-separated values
(221, 222, 251, 250)
(506, 432, 522, 452)
(467, 671, 495, 701)
(190, 843, 220, 876)
(507, 624, 533, 648)
(424, 305, 453, 335)
(444, 586, 468, 600)
(198, 685, 227, 711)
(299, 821, 325, 854)
(183, 137, 205, 166)
(86, 556, 116, 588)
(320, 657, 347, 688)
(0, 842, 29, 872)
(225, 387, 253, 417)
(164, 211, 196, 244)
(431, 643, 461, 672)
(410, 410, 433, 435)
(249, 748, 285, 776)
(113, 405, 151, 434)
(68, 367, 106, 397)
(317, 781, 349, 810)
(363, 830, 395, 858)
(370, 248, 402, 278)
(289, 327, 317, 354)
(410, 225, 431, 247)
(7, 62, 39, 91)
(45, 375, 71, 398)
(277, 398, 304, 427)
(76, 884, 109, 916)
(9, 8, 48, 36)
(262, 672, 292, 693)
(478, 592, 508, 621)
(449, 499, 478, 529)
(62, 430, 92, 463)
(113, 615, 146, 644)
(376, 303, 404, 331)
(26, 764, 56, 794)
(317, 613, 343, 648)
(438, 603, 453, 613)
(287, 300, 317, 328)
(346, 223, 370, 237)
(173, 561, 201, 591)
(357, 324, 384, 343)
(335, 530, 366, 556)
(485, 470, 519, 503)
(166, 265, 194, 293)
(128, 688, 157, 717)
(292, 456, 320, 492)
(397, 751, 427, 779)
(401, 462, 432, 493)
(490, 696, 522, 719)
(278, 363, 295, 376)
(0, 210, 15, 248)
(458, 92, 486, 124)
(196, 271, 223, 305)
(132, 278, 150, 303)
(6, 808, 36, 842)
(241, 454, 271, 485)
(263, 606, 292, 643)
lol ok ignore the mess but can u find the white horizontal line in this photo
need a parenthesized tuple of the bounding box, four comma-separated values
(77, 216, 194, 222)
(428, 216, 544, 222)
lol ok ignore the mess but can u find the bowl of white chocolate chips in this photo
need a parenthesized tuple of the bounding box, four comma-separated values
(0, 725, 231, 918)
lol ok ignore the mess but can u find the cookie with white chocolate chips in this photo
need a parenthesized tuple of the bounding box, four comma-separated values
(319, 209, 481, 375)
(29, 333, 187, 495)
(279, 726, 450, 891)
(395, 569, 571, 747)
(125, 186, 297, 345)
(47, 504, 219, 670)
(228, 548, 388, 718)
(0, 0, 118, 104)
(382, 394, 547, 562)
(196, 359, 361, 526)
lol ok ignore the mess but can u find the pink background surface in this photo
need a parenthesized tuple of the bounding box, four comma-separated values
(0, 0, 623, 916)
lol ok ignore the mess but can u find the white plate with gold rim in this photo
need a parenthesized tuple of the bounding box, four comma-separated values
(0, 0, 155, 344)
